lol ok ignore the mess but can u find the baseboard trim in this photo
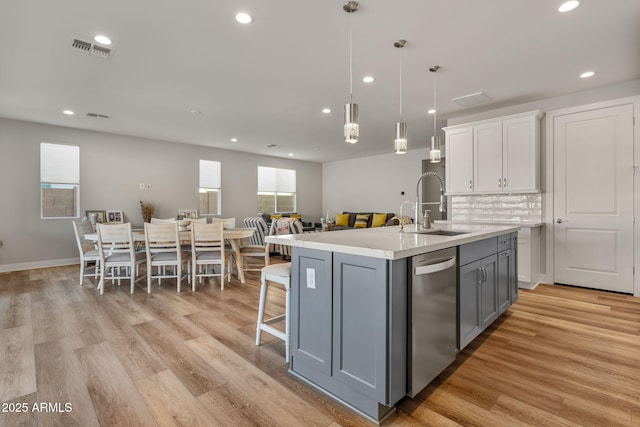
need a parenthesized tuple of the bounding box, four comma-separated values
(0, 258, 79, 273)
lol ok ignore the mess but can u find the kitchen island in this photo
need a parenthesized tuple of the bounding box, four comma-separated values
(266, 223, 519, 423)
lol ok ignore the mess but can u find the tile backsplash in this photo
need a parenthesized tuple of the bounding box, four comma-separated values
(450, 193, 542, 223)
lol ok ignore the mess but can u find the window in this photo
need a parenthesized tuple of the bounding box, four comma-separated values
(257, 166, 296, 213)
(199, 160, 221, 215)
(40, 142, 80, 218)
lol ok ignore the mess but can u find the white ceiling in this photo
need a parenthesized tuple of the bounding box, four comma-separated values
(1, 1, 639, 163)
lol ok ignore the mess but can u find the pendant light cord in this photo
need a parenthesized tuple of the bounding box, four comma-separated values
(433, 76, 437, 134)
(349, 15, 353, 103)
(399, 48, 403, 119)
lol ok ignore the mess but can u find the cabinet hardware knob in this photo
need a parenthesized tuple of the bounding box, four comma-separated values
(503, 178, 507, 187)
(469, 180, 472, 189)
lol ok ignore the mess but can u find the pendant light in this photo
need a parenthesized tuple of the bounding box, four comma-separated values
(343, 1, 359, 144)
(429, 65, 442, 163)
(394, 40, 407, 154)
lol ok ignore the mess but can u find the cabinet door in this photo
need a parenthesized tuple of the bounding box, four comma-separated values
(473, 122, 503, 193)
(459, 260, 481, 350)
(445, 127, 474, 194)
(291, 248, 333, 375)
(502, 115, 539, 192)
(479, 255, 498, 329)
(497, 249, 512, 314)
(332, 253, 387, 401)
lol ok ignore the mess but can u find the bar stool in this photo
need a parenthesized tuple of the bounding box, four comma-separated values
(255, 262, 291, 363)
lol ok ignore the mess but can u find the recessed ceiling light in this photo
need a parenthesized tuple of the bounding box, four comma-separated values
(362, 76, 375, 83)
(94, 35, 112, 45)
(288, 153, 294, 157)
(427, 109, 436, 115)
(322, 108, 331, 114)
(230, 138, 238, 142)
(63, 110, 74, 115)
(235, 12, 252, 24)
(580, 71, 595, 78)
(558, 1, 580, 13)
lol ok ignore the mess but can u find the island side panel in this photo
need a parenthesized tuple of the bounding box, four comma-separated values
(387, 258, 408, 405)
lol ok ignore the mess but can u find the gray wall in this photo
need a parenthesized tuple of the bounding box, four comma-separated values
(0, 118, 322, 271)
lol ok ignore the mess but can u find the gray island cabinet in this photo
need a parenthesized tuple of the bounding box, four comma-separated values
(266, 224, 519, 423)
(290, 248, 407, 422)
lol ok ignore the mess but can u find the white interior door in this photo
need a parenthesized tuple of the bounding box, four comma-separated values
(553, 104, 634, 293)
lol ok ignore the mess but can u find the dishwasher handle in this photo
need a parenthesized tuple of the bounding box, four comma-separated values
(414, 256, 457, 275)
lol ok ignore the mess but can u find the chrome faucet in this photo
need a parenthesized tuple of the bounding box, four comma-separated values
(415, 172, 446, 230)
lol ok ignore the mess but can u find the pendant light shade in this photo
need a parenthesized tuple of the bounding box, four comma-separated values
(430, 136, 442, 163)
(394, 122, 407, 154)
(394, 39, 407, 154)
(343, 1, 360, 144)
(344, 103, 359, 144)
(429, 65, 441, 163)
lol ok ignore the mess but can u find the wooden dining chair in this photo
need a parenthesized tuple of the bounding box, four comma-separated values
(96, 222, 145, 295)
(191, 222, 232, 290)
(240, 216, 270, 272)
(150, 217, 176, 224)
(268, 218, 304, 260)
(72, 220, 100, 286)
(144, 222, 191, 293)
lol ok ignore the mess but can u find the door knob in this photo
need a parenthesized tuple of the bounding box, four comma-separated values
(556, 218, 568, 224)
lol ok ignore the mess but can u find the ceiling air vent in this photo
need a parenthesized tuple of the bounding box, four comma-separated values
(71, 38, 113, 59)
(86, 112, 110, 119)
(71, 38, 92, 52)
(264, 144, 279, 148)
(451, 91, 491, 107)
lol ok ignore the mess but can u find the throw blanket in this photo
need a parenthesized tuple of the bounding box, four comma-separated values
(274, 217, 297, 235)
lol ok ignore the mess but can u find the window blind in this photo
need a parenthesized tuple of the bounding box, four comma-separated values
(40, 142, 79, 184)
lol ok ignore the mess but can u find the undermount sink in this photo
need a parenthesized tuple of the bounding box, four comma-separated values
(408, 229, 470, 236)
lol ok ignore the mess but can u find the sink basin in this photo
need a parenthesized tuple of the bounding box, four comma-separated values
(408, 229, 470, 236)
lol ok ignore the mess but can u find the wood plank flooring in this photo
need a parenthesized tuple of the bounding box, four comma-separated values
(1, 264, 639, 426)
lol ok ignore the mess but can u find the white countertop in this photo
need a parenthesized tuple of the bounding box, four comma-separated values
(266, 223, 520, 260)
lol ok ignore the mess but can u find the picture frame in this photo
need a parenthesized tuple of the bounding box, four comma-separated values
(178, 209, 199, 219)
(106, 210, 123, 223)
(85, 210, 106, 224)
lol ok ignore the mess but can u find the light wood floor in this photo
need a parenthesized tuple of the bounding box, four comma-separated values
(1, 264, 639, 426)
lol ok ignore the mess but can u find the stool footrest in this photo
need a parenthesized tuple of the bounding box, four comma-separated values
(259, 323, 286, 341)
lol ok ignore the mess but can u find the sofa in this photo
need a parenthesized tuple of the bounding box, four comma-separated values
(332, 212, 395, 231)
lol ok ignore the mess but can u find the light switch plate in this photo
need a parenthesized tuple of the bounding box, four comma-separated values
(306, 268, 316, 289)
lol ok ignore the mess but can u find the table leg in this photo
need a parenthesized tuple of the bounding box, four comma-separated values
(228, 238, 245, 283)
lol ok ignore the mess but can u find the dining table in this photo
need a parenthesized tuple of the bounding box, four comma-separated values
(84, 227, 257, 284)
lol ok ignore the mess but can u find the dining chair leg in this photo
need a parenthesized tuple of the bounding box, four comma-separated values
(147, 265, 152, 294)
(192, 259, 196, 292)
(177, 263, 182, 293)
(80, 262, 85, 286)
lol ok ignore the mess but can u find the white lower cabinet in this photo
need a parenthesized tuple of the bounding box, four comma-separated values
(517, 227, 541, 289)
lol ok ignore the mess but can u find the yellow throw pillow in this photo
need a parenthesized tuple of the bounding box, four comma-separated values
(335, 213, 350, 227)
(270, 214, 282, 220)
(371, 213, 387, 227)
(289, 213, 302, 219)
(354, 214, 370, 228)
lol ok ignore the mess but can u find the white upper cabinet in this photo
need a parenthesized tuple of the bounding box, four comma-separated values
(444, 111, 542, 195)
(445, 127, 474, 194)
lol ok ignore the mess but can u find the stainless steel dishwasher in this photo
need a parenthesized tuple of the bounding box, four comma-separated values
(407, 247, 457, 398)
